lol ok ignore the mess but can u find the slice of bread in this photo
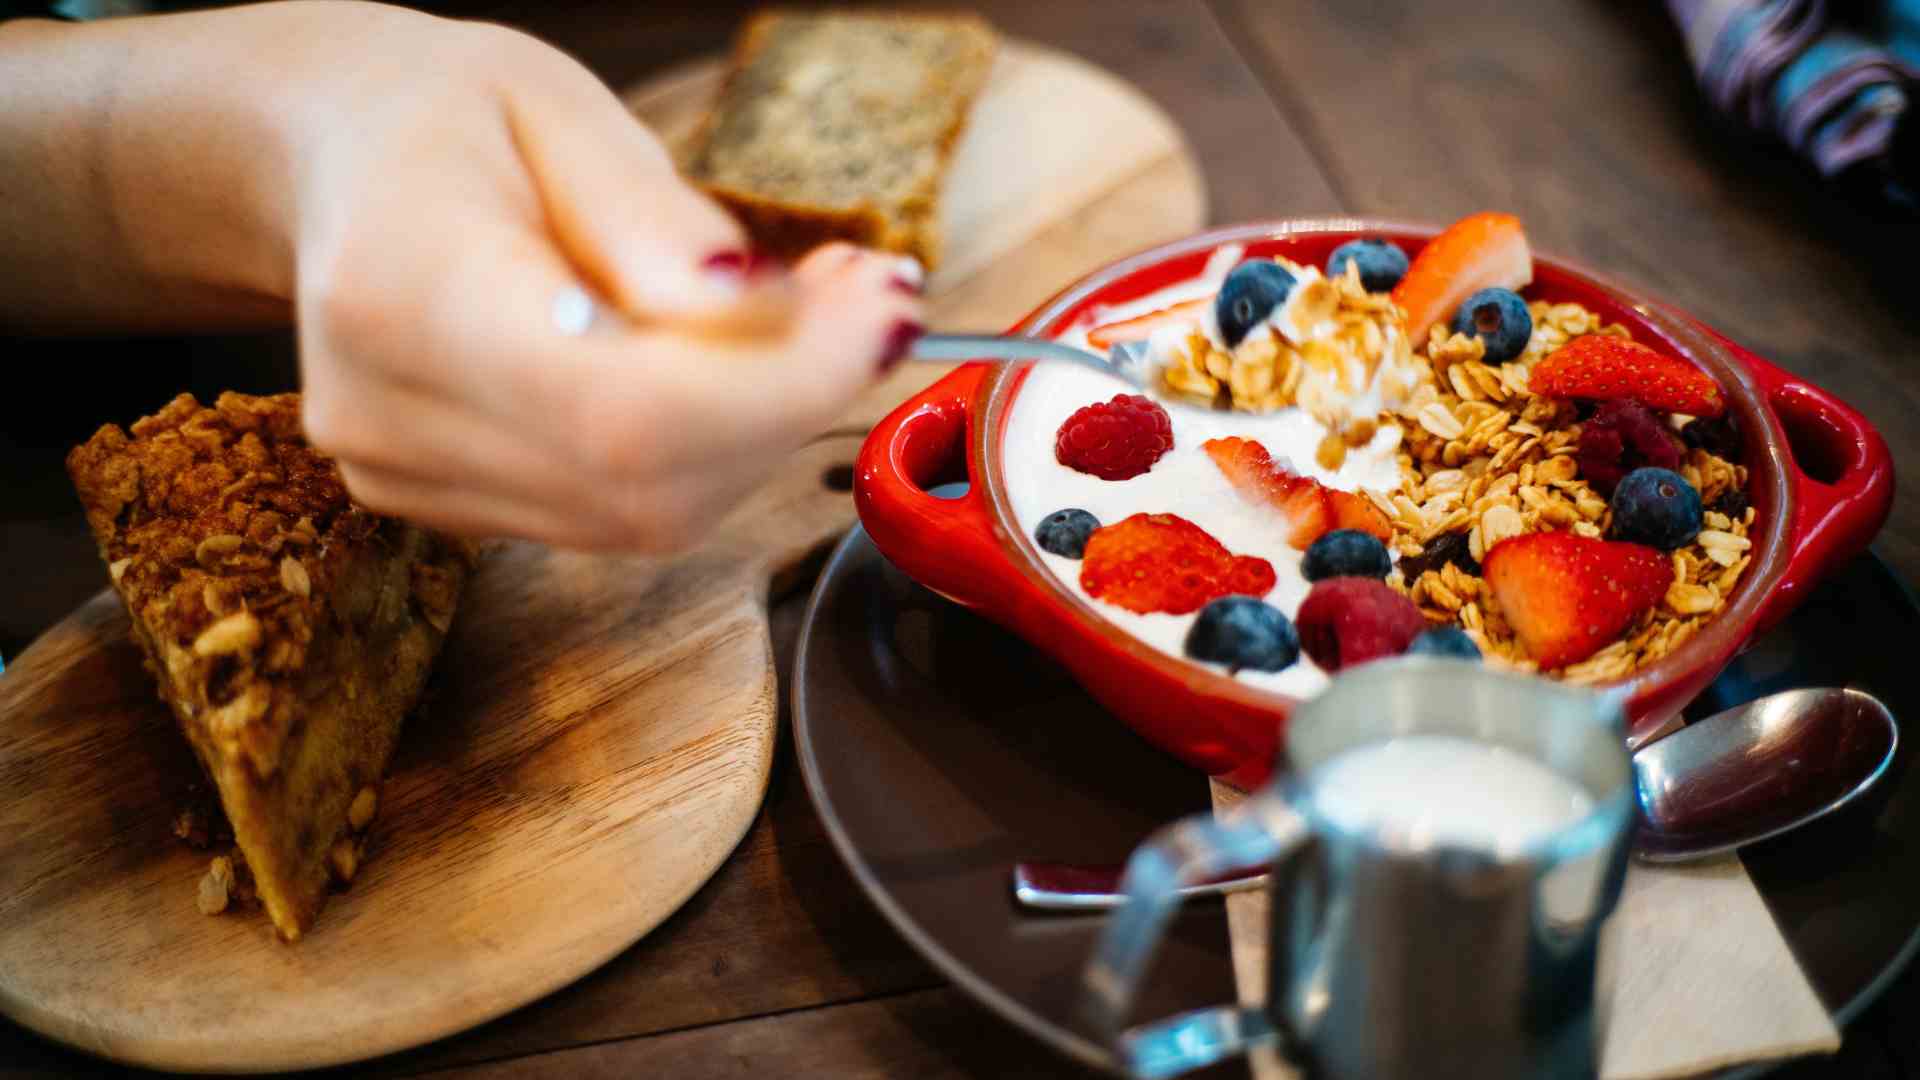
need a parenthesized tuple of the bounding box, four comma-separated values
(681, 10, 998, 269)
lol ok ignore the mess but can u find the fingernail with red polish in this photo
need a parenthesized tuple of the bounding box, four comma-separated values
(878, 320, 925, 374)
(890, 257, 926, 295)
(702, 250, 749, 278)
(703, 248, 781, 285)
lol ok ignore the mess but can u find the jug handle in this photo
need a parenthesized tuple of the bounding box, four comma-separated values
(1081, 788, 1309, 1079)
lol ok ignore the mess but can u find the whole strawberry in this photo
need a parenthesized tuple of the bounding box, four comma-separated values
(1055, 394, 1175, 481)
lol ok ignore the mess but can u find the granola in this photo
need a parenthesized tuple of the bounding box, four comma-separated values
(1160, 260, 1425, 440)
(1378, 301, 1751, 682)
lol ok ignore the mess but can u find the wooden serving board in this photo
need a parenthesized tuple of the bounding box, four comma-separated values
(0, 437, 858, 1073)
(0, 39, 1203, 1074)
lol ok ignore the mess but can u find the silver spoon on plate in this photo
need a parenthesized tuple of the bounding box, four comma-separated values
(1013, 686, 1899, 910)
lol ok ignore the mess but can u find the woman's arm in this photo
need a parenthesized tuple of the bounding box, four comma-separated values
(0, 3, 923, 551)
(0, 9, 300, 329)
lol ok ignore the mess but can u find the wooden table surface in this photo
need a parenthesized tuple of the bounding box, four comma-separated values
(4, 2, 1917, 1077)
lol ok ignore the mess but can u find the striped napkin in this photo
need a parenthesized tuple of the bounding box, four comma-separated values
(1667, 0, 1920, 209)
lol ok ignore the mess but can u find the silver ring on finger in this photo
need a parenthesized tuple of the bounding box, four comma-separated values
(551, 285, 598, 337)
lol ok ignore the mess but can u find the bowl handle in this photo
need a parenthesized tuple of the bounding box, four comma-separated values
(855, 364, 1019, 610)
(1710, 329, 1894, 634)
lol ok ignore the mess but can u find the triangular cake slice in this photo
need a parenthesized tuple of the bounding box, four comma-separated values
(67, 392, 475, 941)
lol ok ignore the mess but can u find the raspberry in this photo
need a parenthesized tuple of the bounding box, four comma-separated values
(1294, 578, 1429, 672)
(1081, 513, 1276, 615)
(1055, 394, 1174, 481)
(1577, 400, 1682, 496)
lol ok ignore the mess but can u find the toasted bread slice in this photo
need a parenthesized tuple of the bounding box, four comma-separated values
(681, 10, 997, 269)
(67, 392, 475, 940)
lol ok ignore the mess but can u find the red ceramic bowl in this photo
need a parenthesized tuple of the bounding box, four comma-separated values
(854, 220, 1893, 789)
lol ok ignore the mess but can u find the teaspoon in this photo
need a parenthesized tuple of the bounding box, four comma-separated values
(1013, 687, 1898, 910)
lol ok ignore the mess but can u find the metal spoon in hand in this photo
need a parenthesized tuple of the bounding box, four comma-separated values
(909, 334, 1189, 402)
(1013, 687, 1899, 910)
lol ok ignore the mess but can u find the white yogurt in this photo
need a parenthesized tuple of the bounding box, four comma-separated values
(1071, 243, 1246, 340)
(1307, 735, 1595, 851)
(1003, 255, 1406, 698)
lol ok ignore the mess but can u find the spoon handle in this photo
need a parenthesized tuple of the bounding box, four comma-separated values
(1013, 861, 1266, 911)
(909, 333, 1116, 375)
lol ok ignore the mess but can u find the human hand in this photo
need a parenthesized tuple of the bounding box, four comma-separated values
(265, 4, 923, 551)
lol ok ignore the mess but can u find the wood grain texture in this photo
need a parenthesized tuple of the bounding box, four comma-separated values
(446, 986, 1107, 1080)
(359, 596, 944, 1078)
(0, 434, 862, 1073)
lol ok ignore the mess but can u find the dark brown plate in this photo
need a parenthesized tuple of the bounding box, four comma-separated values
(794, 509, 1920, 1078)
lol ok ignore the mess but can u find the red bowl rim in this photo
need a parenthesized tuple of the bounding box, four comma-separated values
(967, 217, 1797, 725)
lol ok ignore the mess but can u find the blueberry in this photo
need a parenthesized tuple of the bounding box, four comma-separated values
(1185, 596, 1300, 673)
(1035, 508, 1101, 559)
(1327, 238, 1410, 292)
(1214, 260, 1297, 348)
(1407, 626, 1482, 660)
(1301, 529, 1392, 582)
(1450, 287, 1533, 364)
(1608, 467, 1703, 550)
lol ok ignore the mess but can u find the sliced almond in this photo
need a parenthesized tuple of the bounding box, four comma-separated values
(193, 611, 262, 658)
(280, 555, 311, 599)
(195, 534, 244, 569)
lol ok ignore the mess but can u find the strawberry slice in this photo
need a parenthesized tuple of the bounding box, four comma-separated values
(1529, 335, 1726, 418)
(1081, 513, 1277, 615)
(1085, 298, 1207, 350)
(1391, 212, 1533, 342)
(1328, 490, 1394, 543)
(1482, 532, 1673, 670)
(1202, 436, 1388, 549)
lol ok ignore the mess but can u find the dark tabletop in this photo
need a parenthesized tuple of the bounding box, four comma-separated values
(4, 2, 1918, 1077)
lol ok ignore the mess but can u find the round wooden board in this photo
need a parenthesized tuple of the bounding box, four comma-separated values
(0, 436, 861, 1073)
(0, 39, 1203, 1074)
